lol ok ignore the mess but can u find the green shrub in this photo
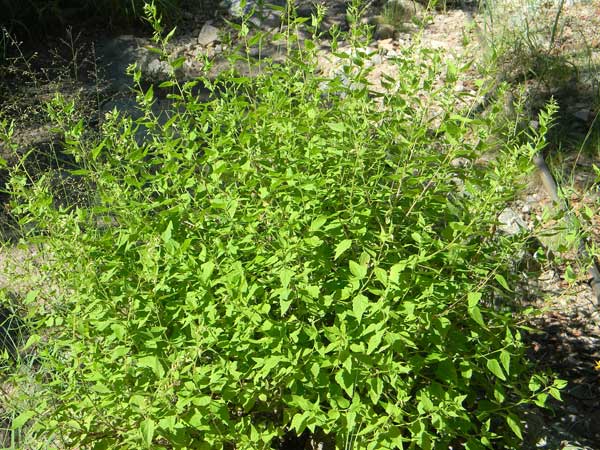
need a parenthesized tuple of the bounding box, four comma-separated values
(1, 11, 563, 450)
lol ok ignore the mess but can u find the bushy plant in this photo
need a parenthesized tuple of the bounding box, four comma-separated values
(1, 8, 563, 450)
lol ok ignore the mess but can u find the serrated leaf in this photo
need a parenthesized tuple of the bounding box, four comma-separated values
(389, 262, 406, 284)
(506, 413, 522, 439)
(349, 260, 367, 280)
(352, 294, 369, 322)
(486, 359, 506, 381)
(334, 239, 352, 260)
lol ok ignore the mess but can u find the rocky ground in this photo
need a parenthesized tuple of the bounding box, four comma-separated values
(1, 0, 600, 448)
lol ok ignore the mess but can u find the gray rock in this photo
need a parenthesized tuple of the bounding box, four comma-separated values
(370, 53, 384, 65)
(248, 10, 282, 28)
(198, 23, 220, 46)
(498, 207, 527, 235)
(222, 0, 286, 19)
(96, 35, 147, 92)
(144, 58, 171, 79)
(573, 109, 591, 122)
(374, 23, 396, 40)
(450, 157, 470, 168)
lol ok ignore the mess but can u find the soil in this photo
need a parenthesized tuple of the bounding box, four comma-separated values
(1, 0, 600, 448)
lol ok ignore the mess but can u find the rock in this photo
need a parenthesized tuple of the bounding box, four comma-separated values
(370, 53, 384, 65)
(450, 157, 470, 168)
(498, 207, 527, 235)
(375, 23, 396, 40)
(222, 0, 286, 19)
(248, 10, 282, 28)
(96, 35, 147, 92)
(377, 38, 395, 51)
(573, 109, 591, 122)
(296, 3, 314, 18)
(144, 58, 171, 79)
(198, 23, 220, 46)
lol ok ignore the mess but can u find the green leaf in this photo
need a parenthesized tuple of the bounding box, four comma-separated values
(564, 265, 576, 283)
(162, 221, 173, 243)
(494, 274, 511, 291)
(486, 359, 506, 381)
(549, 387, 562, 401)
(170, 56, 186, 70)
(138, 355, 164, 378)
(468, 305, 485, 327)
(326, 122, 346, 133)
(140, 418, 155, 447)
(374, 267, 388, 285)
(352, 294, 369, 322)
(506, 413, 522, 439)
(22, 334, 40, 351)
(280, 297, 293, 316)
(279, 268, 294, 289)
(335, 369, 354, 397)
(467, 292, 482, 308)
(11, 410, 35, 429)
(553, 378, 568, 390)
(500, 350, 511, 375)
(349, 260, 367, 280)
(310, 215, 327, 231)
(144, 84, 154, 103)
(367, 377, 383, 405)
(200, 261, 215, 283)
(528, 375, 542, 392)
(367, 330, 385, 355)
(291, 412, 309, 434)
(334, 239, 352, 260)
